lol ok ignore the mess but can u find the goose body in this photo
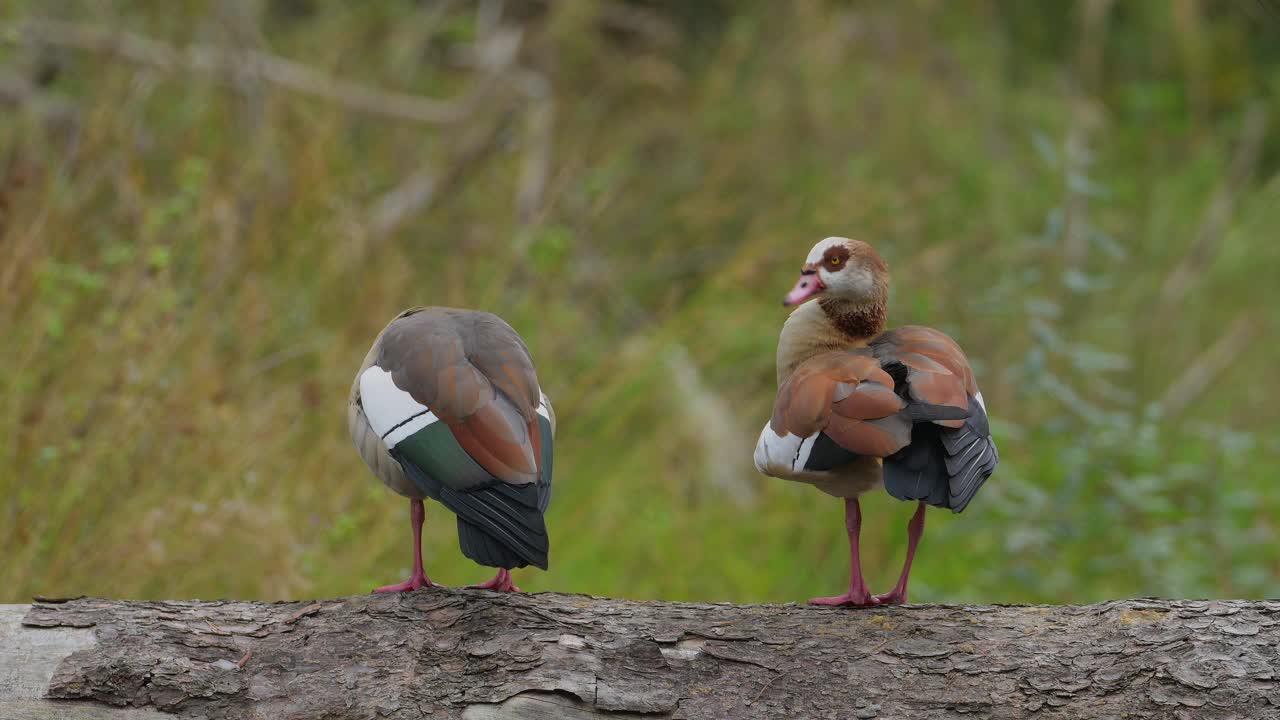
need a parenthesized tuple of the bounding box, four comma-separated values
(754, 237, 997, 606)
(349, 307, 554, 592)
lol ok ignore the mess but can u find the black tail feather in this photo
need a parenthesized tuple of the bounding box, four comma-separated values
(456, 517, 532, 569)
(397, 459, 550, 570)
(884, 423, 950, 508)
(946, 433, 996, 513)
(941, 396, 997, 512)
(437, 481, 549, 570)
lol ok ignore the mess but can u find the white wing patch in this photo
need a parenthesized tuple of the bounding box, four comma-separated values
(536, 392, 551, 420)
(753, 423, 819, 477)
(359, 365, 440, 448)
(382, 410, 440, 449)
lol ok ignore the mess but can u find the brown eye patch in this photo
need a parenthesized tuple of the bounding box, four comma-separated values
(822, 245, 852, 268)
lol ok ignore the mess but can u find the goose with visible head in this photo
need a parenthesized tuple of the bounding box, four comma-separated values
(754, 238, 997, 606)
(349, 307, 554, 593)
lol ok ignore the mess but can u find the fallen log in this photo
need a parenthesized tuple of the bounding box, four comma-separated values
(2, 592, 1278, 719)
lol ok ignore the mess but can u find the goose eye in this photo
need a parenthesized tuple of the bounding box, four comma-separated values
(829, 257, 842, 266)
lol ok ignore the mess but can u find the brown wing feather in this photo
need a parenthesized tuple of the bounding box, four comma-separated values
(527, 418, 543, 473)
(450, 409, 537, 481)
(464, 312, 541, 418)
(870, 326, 975, 427)
(832, 381, 906, 420)
(770, 350, 910, 458)
(873, 326, 979, 395)
(825, 414, 910, 456)
(773, 371, 834, 436)
(377, 308, 542, 485)
(770, 326, 985, 461)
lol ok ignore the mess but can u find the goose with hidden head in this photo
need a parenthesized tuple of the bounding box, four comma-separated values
(349, 307, 555, 593)
(754, 237, 998, 607)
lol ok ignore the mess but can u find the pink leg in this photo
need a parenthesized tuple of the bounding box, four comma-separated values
(873, 502, 926, 605)
(810, 498, 875, 607)
(373, 499, 438, 593)
(470, 568, 521, 593)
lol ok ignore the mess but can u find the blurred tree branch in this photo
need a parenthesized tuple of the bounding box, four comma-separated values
(1159, 311, 1259, 420)
(362, 112, 512, 248)
(0, 67, 78, 131)
(1157, 104, 1269, 317)
(10, 19, 522, 125)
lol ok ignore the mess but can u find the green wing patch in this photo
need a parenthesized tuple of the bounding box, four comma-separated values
(394, 422, 493, 493)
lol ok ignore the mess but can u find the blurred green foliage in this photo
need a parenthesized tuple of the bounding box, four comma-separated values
(2, 0, 1278, 604)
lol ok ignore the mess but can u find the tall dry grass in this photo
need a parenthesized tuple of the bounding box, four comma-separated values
(2, 0, 1278, 603)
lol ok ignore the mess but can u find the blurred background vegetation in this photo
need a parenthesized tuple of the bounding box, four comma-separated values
(2, 0, 1279, 605)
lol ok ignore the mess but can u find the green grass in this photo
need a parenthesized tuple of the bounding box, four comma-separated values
(2, 0, 1278, 605)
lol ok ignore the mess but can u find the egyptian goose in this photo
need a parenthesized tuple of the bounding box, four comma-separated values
(754, 237, 997, 606)
(349, 307, 554, 593)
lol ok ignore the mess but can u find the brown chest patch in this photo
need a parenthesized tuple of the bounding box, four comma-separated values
(820, 298, 887, 340)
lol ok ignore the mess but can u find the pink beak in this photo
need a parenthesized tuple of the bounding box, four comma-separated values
(783, 272, 824, 306)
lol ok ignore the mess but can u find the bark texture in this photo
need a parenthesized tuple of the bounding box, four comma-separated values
(5, 592, 1280, 719)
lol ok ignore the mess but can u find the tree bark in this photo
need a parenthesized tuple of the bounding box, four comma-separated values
(2, 592, 1278, 719)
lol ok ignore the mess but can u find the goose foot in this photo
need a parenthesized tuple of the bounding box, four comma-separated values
(373, 568, 438, 593)
(470, 568, 521, 593)
(809, 589, 876, 607)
